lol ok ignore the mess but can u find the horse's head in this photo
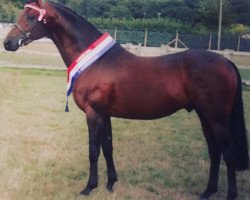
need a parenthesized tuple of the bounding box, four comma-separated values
(3, 0, 48, 51)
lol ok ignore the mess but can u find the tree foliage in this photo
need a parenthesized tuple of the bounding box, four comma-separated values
(0, 1, 20, 22)
(53, 0, 250, 28)
(230, 0, 250, 25)
(1, 0, 250, 34)
(199, 0, 237, 28)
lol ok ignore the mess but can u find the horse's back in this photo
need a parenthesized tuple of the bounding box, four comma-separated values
(112, 49, 238, 119)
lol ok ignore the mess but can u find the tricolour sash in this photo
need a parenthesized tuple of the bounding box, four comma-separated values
(67, 33, 115, 96)
(65, 33, 116, 112)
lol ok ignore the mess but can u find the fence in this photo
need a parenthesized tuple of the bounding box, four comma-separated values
(0, 25, 250, 70)
(1, 23, 249, 52)
(103, 28, 250, 52)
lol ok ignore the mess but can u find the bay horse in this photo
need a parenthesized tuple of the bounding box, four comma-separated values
(3, 0, 249, 199)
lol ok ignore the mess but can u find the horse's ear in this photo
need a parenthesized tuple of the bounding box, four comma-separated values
(36, 0, 45, 7)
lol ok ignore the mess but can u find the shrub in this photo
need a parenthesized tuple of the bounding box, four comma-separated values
(0, 2, 20, 23)
(89, 17, 195, 33)
(229, 24, 250, 36)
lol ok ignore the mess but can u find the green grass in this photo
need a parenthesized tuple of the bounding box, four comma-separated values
(239, 69, 250, 91)
(0, 67, 65, 76)
(231, 55, 250, 67)
(0, 68, 249, 200)
(239, 68, 250, 80)
(0, 51, 64, 67)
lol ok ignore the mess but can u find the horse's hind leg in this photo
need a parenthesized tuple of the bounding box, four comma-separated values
(101, 116, 117, 192)
(200, 138, 221, 199)
(199, 114, 237, 200)
(197, 112, 221, 200)
(226, 162, 237, 200)
(210, 121, 238, 200)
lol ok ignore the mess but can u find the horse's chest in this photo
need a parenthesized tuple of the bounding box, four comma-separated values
(73, 81, 115, 113)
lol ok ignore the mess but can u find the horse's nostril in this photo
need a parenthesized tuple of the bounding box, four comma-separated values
(4, 40, 11, 50)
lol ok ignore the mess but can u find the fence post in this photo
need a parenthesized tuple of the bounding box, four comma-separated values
(175, 31, 179, 48)
(237, 36, 241, 51)
(144, 28, 148, 47)
(208, 34, 212, 50)
(114, 27, 117, 41)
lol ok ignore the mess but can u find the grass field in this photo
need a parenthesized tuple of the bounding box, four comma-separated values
(0, 68, 249, 200)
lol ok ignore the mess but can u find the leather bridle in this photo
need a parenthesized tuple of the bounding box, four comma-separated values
(14, 3, 47, 46)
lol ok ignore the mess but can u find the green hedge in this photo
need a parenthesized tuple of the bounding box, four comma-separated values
(0, 2, 20, 23)
(89, 17, 209, 34)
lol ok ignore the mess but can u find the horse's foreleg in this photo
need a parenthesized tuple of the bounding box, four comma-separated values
(198, 112, 221, 200)
(101, 116, 117, 192)
(80, 109, 103, 196)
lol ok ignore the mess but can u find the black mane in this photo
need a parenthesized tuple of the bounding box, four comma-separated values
(49, 1, 81, 21)
(48, 1, 100, 35)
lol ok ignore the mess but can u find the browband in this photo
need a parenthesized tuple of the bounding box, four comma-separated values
(25, 4, 46, 22)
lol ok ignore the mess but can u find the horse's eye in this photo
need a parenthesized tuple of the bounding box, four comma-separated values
(27, 14, 36, 22)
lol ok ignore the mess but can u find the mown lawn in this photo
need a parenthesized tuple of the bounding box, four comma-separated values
(240, 68, 250, 80)
(0, 51, 63, 67)
(0, 68, 249, 200)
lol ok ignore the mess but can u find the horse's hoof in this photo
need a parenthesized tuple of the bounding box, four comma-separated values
(106, 178, 117, 192)
(227, 192, 237, 200)
(227, 196, 237, 200)
(200, 188, 218, 200)
(80, 184, 97, 196)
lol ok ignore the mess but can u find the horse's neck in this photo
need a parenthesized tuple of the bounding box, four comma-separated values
(46, 3, 102, 67)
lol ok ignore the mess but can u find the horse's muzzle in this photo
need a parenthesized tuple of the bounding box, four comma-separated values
(3, 38, 20, 52)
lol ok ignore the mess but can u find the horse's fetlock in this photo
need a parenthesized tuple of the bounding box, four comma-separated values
(227, 190, 238, 200)
(106, 178, 117, 192)
(222, 145, 237, 164)
(80, 183, 98, 196)
(200, 187, 218, 199)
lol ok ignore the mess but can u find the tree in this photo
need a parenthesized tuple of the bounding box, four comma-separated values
(2, 0, 250, 33)
(230, 0, 250, 25)
(199, 0, 237, 29)
(126, 0, 148, 19)
(110, 4, 132, 19)
(0, 1, 20, 22)
(184, 0, 200, 9)
(57, 0, 69, 5)
(79, 0, 114, 18)
(67, 0, 87, 17)
(145, 0, 200, 25)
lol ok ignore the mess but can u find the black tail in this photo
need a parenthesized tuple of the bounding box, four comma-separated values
(229, 61, 249, 171)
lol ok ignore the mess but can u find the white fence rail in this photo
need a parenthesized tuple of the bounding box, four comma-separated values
(123, 43, 250, 69)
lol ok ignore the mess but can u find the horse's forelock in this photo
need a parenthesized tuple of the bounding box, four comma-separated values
(25, 0, 35, 4)
(25, 0, 44, 5)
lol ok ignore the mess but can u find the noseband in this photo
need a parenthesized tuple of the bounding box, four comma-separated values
(14, 4, 47, 46)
